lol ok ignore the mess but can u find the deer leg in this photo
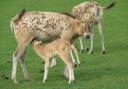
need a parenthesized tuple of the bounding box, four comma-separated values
(69, 49, 76, 66)
(12, 34, 33, 84)
(50, 58, 56, 68)
(98, 19, 106, 54)
(12, 52, 19, 84)
(88, 34, 94, 54)
(64, 65, 69, 79)
(43, 59, 50, 83)
(19, 50, 30, 80)
(12, 43, 27, 84)
(59, 50, 74, 84)
(71, 44, 80, 66)
(79, 37, 84, 52)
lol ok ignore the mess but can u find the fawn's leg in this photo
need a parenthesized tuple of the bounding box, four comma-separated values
(43, 59, 50, 83)
(50, 58, 56, 68)
(59, 50, 74, 84)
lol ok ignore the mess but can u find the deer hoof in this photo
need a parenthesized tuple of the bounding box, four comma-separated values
(88, 51, 93, 54)
(80, 49, 84, 53)
(102, 50, 106, 54)
(86, 48, 89, 51)
(74, 64, 77, 67)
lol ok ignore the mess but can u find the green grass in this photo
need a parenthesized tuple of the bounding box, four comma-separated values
(0, 0, 128, 89)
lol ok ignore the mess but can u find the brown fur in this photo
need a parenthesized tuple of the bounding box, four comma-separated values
(32, 39, 74, 83)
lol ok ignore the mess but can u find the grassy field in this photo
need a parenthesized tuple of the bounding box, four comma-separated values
(0, 0, 128, 89)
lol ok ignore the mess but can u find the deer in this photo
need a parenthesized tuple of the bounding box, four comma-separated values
(10, 9, 92, 84)
(72, 1, 116, 54)
(32, 39, 76, 84)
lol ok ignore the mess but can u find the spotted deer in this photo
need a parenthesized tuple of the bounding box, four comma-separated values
(10, 9, 91, 84)
(72, 1, 116, 54)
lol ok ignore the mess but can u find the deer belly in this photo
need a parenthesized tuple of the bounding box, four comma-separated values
(35, 32, 60, 43)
